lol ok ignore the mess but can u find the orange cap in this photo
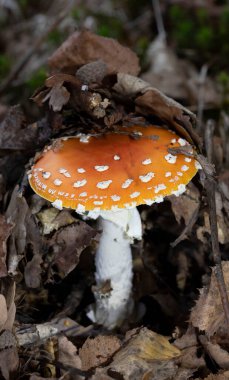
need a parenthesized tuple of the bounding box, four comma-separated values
(28, 125, 199, 212)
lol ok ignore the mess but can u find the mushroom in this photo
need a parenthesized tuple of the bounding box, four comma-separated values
(28, 124, 199, 329)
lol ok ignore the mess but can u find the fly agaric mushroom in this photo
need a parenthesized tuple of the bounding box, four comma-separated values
(28, 125, 199, 329)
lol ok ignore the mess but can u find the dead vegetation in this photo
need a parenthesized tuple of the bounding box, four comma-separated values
(1, 1, 229, 379)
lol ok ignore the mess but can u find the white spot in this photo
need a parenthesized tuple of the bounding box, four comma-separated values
(139, 172, 155, 183)
(165, 154, 177, 164)
(142, 158, 152, 165)
(79, 192, 87, 197)
(124, 202, 137, 209)
(172, 184, 186, 196)
(122, 179, 133, 189)
(165, 172, 172, 177)
(54, 179, 62, 186)
(130, 191, 140, 198)
(37, 168, 43, 172)
(41, 184, 47, 190)
(93, 207, 101, 211)
(52, 199, 63, 210)
(177, 172, 183, 177)
(70, 194, 75, 198)
(94, 201, 103, 205)
(96, 180, 112, 189)
(77, 168, 86, 173)
(178, 138, 187, 146)
(59, 168, 71, 177)
(181, 165, 189, 172)
(89, 195, 98, 199)
(114, 155, 120, 160)
(78, 133, 90, 143)
(58, 191, 64, 196)
(171, 138, 176, 144)
(185, 157, 192, 163)
(42, 171, 51, 179)
(195, 160, 202, 170)
(73, 179, 87, 188)
(143, 199, 155, 206)
(154, 184, 166, 193)
(48, 189, 56, 195)
(64, 193, 69, 197)
(154, 196, 164, 203)
(111, 205, 119, 211)
(94, 165, 109, 172)
(76, 204, 86, 213)
(111, 195, 121, 201)
(81, 84, 88, 91)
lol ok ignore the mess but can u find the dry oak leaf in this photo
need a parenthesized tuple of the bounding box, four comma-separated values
(48, 30, 140, 76)
(190, 261, 229, 336)
(95, 328, 181, 380)
(50, 220, 97, 277)
(113, 73, 201, 149)
(79, 335, 121, 371)
(58, 336, 82, 371)
(0, 280, 16, 332)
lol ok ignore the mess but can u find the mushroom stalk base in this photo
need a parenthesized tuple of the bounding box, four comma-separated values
(93, 217, 133, 329)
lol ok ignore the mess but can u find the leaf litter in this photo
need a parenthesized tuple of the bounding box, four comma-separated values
(0, 14, 229, 380)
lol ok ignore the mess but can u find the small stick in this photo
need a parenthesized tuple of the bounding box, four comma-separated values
(152, 0, 166, 39)
(205, 175, 229, 327)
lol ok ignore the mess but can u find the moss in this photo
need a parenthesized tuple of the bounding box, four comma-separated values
(26, 67, 47, 92)
(96, 14, 124, 39)
(47, 29, 65, 46)
(0, 54, 11, 80)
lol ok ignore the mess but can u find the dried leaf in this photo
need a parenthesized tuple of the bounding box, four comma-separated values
(0, 295, 7, 331)
(94, 328, 180, 380)
(0, 347, 18, 380)
(48, 30, 140, 77)
(42, 83, 70, 112)
(79, 335, 121, 370)
(0, 105, 37, 151)
(37, 208, 75, 235)
(113, 73, 201, 148)
(50, 221, 97, 277)
(58, 336, 81, 370)
(169, 183, 200, 226)
(190, 261, 229, 336)
(0, 215, 14, 278)
(200, 335, 229, 369)
(24, 254, 42, 289)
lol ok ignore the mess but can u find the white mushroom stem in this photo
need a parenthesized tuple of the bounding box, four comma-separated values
(87, 208, 142, 329)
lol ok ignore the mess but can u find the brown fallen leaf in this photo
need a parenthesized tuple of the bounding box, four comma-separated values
(24, 254, 42, 289)
(0, 215, 14, 278)
(113, 73, 201, 149)
(48, 30, 140, 77)
(190, 261, 229, 336)
(58, 336, 82, 371)
(0, 279, 16, 332)
(169, 183, 200, 226)
(92, 327, 180, 380)
(199, 335, 229, 370)
(42, 83, 70, 112)
(37, 208, 75, 235)
(201, 371, 229, 379)
(0, 346, 19, 380)
(79, 335, 121, 371)
(50, 220, 97, 277)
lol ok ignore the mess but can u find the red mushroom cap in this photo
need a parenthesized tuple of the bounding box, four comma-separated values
(28, 125, 199, 212)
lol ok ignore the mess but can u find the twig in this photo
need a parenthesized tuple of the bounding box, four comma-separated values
(152, 0, 166, 39)
(0, 8, 71, 95)
(201, 120, 229, 327)
(205, 176, 229, 327)
(197, 64, 208, 133)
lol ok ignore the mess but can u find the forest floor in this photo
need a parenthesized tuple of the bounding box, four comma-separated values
(1, 1, 229, 379)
